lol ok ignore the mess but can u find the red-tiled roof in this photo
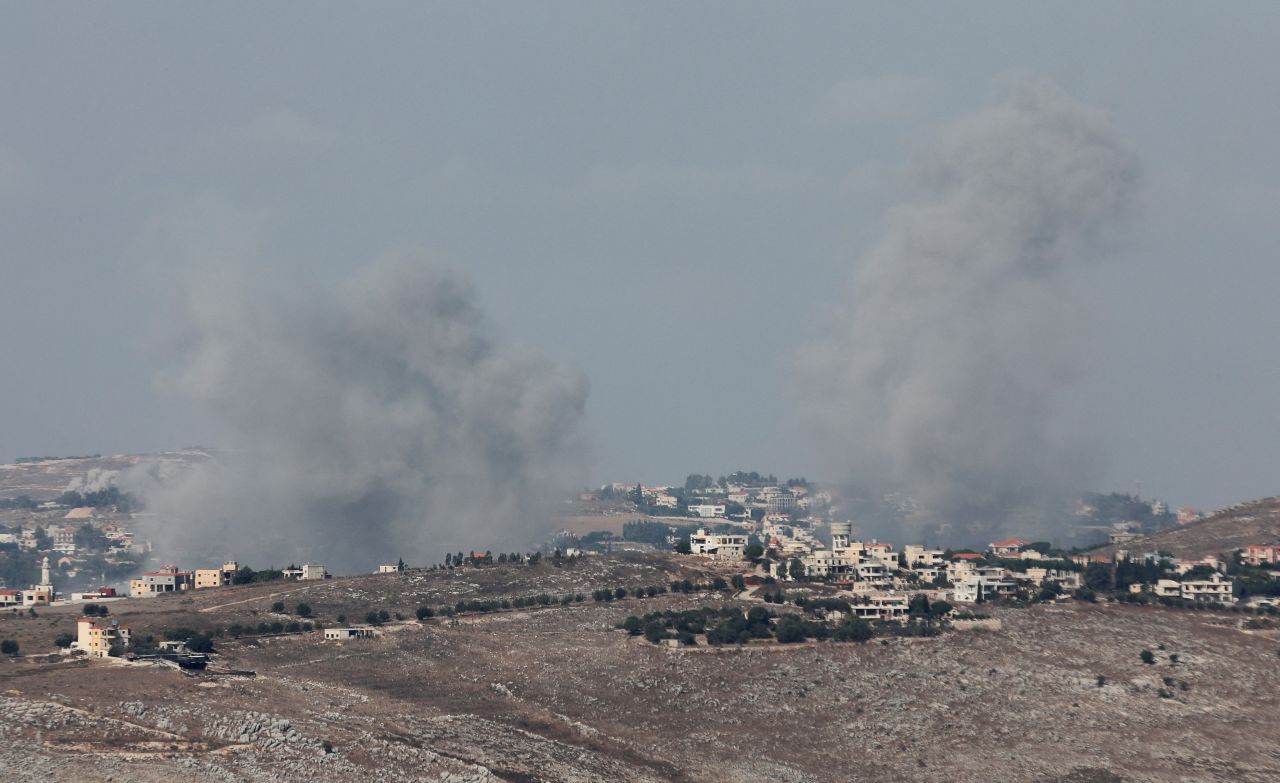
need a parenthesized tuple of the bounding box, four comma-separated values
(990, 538, 1030, 548)
(952, 553, 984, 560)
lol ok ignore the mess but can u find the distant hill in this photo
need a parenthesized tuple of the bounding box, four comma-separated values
(1094, 495, 1280, 560)
(0, 450, 210, 500)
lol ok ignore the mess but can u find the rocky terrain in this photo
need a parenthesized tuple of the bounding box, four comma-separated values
(2, 554, 1279, 782)
(1095, 496, 1280, 560)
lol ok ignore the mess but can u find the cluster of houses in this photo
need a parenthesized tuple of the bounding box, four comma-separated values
(687, 525, 1280, 616)
(127, 561, 331, 597)
(600, 480, 830, 520)
(0, 512, 148, 588)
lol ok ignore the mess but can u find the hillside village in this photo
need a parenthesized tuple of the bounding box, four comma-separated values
(1, 462, 1280, 781)
(1, 464, 1279, 662)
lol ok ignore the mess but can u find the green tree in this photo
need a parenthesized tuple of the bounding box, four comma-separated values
(2, 639, 19, 655)
(622, 616, 643, 635)
(55, 633, 75, 648)
(773, 615, 808, 644)
(271, 600, 285, 613)
(833, 617, 873, 643)
(186, 633, 214, 653)
(1140, 649, 1156, 665)
(744, 543, 764, 560)
(416, 606, 434, 620)
(295, 602, 312, 618)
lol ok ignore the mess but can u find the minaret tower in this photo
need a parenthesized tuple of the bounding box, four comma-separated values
(40, 555, 51, 588)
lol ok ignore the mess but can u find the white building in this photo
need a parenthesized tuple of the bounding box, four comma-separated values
(848, 593, 910, 622)
(903, 545, 945, 567)
(687, 504, 726, 519)
(953, 573, 1017, 603)
(377, 564, 400, 574)
(1021, 567, 1082, 590)
(1178, 573, 1236, 604)
(300, 563, 330, 580)
(324, 627, 375, 640)
(689, 529, 746, 560)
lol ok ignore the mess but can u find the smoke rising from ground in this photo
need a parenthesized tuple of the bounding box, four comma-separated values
(799, 80, 1141, 544)
(133, 254, 588, 572)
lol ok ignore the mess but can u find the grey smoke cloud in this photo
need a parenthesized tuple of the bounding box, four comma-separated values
(799, 80, 1141, 543)
(66, 468, 119, 495)
(133, 254, 588, 572)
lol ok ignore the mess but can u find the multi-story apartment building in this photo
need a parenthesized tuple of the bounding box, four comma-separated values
(76, 617, 131, 657)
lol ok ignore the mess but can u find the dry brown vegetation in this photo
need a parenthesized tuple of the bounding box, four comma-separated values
(1096, 496, 1280, 560)
(2, 553, 1279, 782)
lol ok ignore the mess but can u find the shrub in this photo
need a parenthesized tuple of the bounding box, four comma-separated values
(268, 621, 284, 634)
(1096, 675, 1106, 687)
(642, 621, 669, 644)
(295, 603, 312, 618)
(416, 606, 434, 620)
(186, 633, 215, 653)
(622, 616, 643, 635)
(833, 617, 874, 643)
(2, 639, 20, 655)
(1140, 649, 1156, 665)
(773, 616, 808, 644)
(271, 601, 285, 613)
(55, 633, 75, 648)
(366, 612, 382, 626)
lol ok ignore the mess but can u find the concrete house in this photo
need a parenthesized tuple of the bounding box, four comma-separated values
(76, 617, 131, 657)
(194, 561, 239, 589)
(989, 538, 1031, 557)
(689, 529, 747, 560)
(130, 565, 194, 597)
(324, 627, 376, 641)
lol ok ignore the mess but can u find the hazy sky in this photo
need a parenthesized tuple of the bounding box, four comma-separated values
(2, 3, 1278, 512)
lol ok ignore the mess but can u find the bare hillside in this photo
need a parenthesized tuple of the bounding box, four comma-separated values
(2, 554, 1279, 782)
(1095, 496, 1280, 560)
(0, 451, 209, 500)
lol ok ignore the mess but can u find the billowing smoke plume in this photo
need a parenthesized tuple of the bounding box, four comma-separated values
(799, 81, 1140, 544)
(66, 468, 120, 495)
(132, 254, 588, 572)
